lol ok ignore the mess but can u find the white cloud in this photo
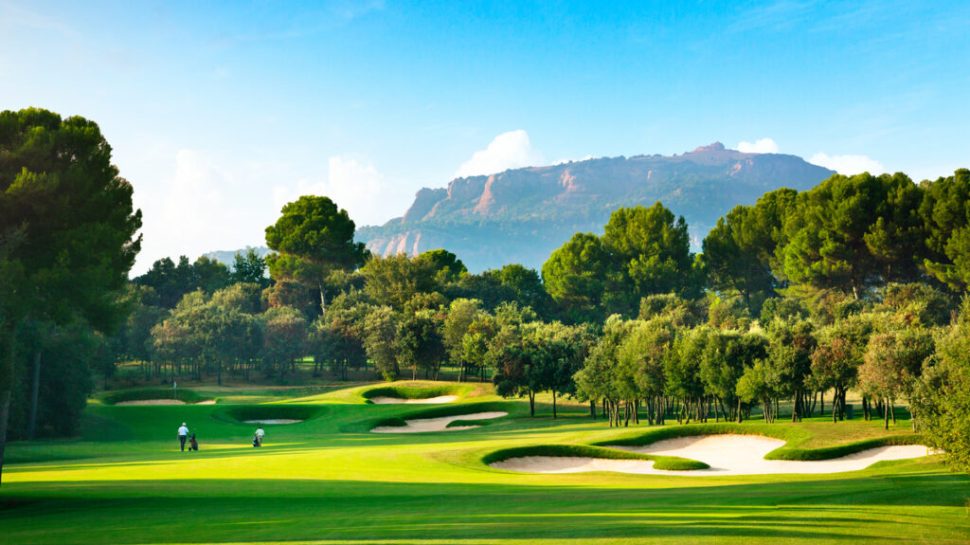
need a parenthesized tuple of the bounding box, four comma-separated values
(132, 150, 405, 274)
(809, 152, 886, 175)
(737, 138, 780, 154)
(272, 155, 398, 226)
(134, 149, 245, 271)
(455, 129, 543, 177)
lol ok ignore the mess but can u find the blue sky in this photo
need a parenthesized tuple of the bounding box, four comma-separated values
(2, 0, 968, 273)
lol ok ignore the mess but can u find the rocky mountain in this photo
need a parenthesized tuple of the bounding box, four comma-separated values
(356, 143, 835, 272)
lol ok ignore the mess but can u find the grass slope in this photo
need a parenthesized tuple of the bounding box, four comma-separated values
(1, 383, 967, 545)
(598, 422, 926, 460)
(484, 444, 709, 470)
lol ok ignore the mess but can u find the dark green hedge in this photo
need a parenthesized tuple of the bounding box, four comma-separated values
(368, 402, 509, 430)
(221, 404, 323, 424)
(101, 388, 208, 405)
(362, 385, 457, 401)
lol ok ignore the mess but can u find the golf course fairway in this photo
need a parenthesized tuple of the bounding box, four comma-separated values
(1, 381, 968, 545)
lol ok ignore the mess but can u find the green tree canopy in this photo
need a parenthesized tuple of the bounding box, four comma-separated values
(914, 301, 970, 471)
(543, 203, 695, 321)
(0, 108, 142, 483)
(265, 196, 368, 313)
(542, 232, 613, 322)
(920, 169, 970, 290)
(779, 172, 924, 297)
(604, 203, 693, 302)
(703, 188, 796, 313)
(231, 248, 269, 288)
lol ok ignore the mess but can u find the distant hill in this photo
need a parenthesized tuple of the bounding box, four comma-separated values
(356, 143, 834, 272)
(202, 246, 271, 268)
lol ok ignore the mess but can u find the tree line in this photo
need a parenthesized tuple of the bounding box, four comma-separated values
(116, 170, 970, 472)
(1, 108, 969, 481)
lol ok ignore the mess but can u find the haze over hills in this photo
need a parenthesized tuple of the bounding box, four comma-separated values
(202, 143, 834, 272)
(202, 246, 271, 267)
(355, 143, 835, 272)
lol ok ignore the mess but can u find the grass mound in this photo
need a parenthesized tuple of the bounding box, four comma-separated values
(363, 401, 509, 431)
(484, 444, 708, 471)
(446, 418, 499, 428)
(101, 388, 209, 405)
(764, 434, 924, 460)
(221, 404, 323, 424)
(597, 423, 924, 461)
(362, 383, 458, 402)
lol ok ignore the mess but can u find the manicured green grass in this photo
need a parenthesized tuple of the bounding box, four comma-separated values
(1, 381, 968, 544)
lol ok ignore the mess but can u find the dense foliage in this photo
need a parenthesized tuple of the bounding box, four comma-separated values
(105, 168, 970, 472)
(0, 108, 142, 483)
(3, 108, 968, 473)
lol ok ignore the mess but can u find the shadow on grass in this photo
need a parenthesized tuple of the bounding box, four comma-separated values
(1, 473, 968, 544)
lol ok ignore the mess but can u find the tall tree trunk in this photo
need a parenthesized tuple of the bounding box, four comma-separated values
(27, 350, 41, 440)
(0, 387, 8, 487)
(552, 390, 557, 419)
(528, 391, 535, 417)
(589, 399, 596, 419)
(318, 283, 326, 316)
(0, 322, 17, 486)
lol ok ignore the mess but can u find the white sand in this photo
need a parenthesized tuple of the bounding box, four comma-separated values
(372, 411, 507, 433)
(369, 395, 459, 404)
(116, 399, 185, 406)
(492, 434, 931, 476)
(196, 400, 216, 405)
(243, 419, 302, 425)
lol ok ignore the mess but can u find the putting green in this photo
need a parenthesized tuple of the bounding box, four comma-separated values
(1, 381, 968, 545)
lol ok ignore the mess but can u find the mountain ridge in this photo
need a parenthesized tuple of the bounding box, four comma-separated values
(356, 143, 835, 271)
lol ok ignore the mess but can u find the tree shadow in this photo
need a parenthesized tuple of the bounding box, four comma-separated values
(1, 473, 967, 544)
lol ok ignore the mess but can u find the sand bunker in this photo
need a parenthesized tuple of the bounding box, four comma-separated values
(492, 434, 930, 476)
(369, 395, 459, 404)
(243, 419, 302, 425)
(116, 399, 185, 406)
(372, 411, 507, 433)
(196, 400, 216, 405)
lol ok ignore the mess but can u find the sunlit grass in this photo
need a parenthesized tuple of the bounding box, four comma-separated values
(1, 381, 968, 544)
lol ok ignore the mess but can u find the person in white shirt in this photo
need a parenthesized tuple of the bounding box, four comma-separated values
(253, 427, 265, 447)
(178, 422, 189, 451)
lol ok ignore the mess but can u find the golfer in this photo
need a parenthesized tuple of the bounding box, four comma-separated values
(178, 422, 189, 451)
(253, 427, 265, 447)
